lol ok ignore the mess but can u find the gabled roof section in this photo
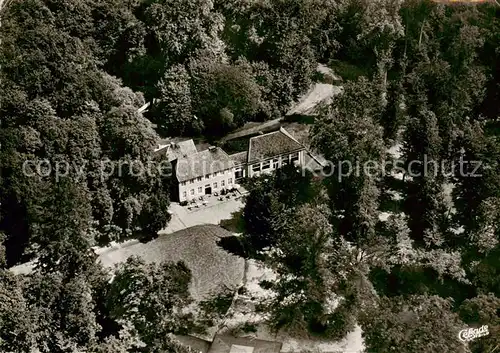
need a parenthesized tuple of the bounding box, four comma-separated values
(304, 150, 326, 171)
(175, 147, 235, 182)
(229, 151, 248, 166)
(247, 127, 304, 163)
(155, 139, 198, 162)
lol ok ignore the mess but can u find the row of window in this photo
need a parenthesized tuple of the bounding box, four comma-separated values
(181, 153, 299, 186)
(180, 170, 232, 186)
(182, 178, 233, 198)
(251, 153, 299, 173)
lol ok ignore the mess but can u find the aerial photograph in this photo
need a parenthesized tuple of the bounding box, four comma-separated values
(0, 0, 498, 352)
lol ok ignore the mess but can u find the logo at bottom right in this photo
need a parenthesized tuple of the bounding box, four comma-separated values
(458, 325, 489, 342)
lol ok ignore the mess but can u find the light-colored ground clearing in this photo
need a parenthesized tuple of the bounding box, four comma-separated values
(99, 225, 245, 303)
(11, 175, 246, 276)
(10, 196, 246, 275)
(286, 83, 343, 117)
(219, 260, 365, 353)
(98, 225, 246, 341)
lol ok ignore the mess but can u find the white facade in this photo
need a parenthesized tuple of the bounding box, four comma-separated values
(178, 168, 235, 202)
(170, 128, 311, 201)
(247, 150, 303, 178)
(177, 150, 305, 201)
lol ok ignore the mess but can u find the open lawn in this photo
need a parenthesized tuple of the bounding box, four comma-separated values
(98, 225, 245, 303)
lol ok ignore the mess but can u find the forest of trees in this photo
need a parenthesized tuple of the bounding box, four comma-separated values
(0, 0, 499, 351)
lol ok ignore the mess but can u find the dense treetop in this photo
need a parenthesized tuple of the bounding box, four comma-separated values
(1, 0, 499, 351)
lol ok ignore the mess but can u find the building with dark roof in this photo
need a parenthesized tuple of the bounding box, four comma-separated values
(228, 127, 307, 180)
(166, 127, 319, 202)
(245, 127, 305, 178)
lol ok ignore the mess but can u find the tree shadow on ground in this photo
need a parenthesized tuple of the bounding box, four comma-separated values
(219, 210, 246, 233)
(217, 235, 249, 259)
(193, 286, 236, 333)
(218, 210, 250, 258)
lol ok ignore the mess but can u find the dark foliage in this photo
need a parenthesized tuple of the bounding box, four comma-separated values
(1, 0, 500, 350)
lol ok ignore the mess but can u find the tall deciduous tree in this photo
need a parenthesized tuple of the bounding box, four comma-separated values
(401, 105, 446, 243)
(189, 58, 260, 135)
(0, 271, 37, 352)
(452, 121, 500, 254)
(106, 257, 194, 348)
(360, 295, 467, 353)
(459, 293, 500, 353)
(312, 77, 386, 252)
(154, 64, 202, 136)
(358, 0, 404, 98)
(0, 0, 175, 265)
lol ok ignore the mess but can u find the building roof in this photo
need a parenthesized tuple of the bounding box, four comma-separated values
(175, 335, 211, 353)
(175, 147, 235, 182)
(247, 127, 304, 163)
(155, 139, 198, 162)
(229, 151, 248, 166)
(208, 336, 282, 353)
(220, 118, 282, 143)
(303, 151, 326, 171)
